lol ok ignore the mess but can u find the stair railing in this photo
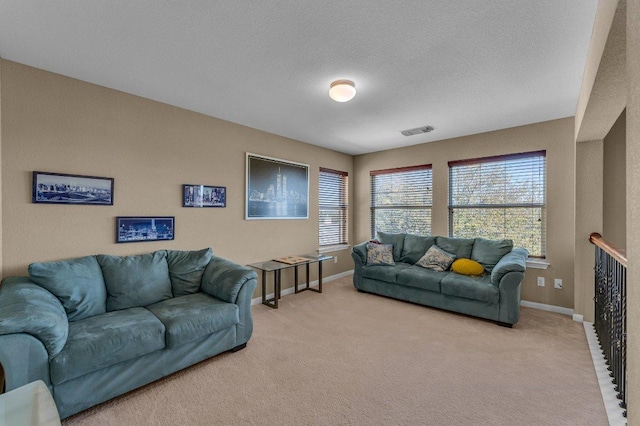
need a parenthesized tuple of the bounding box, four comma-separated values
(589, 232, 627, 417)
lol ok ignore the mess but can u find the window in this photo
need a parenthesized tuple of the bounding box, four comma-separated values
(319, 168, 348, 247)
(370, 165, 433, 237)
(448, 151, 546, 257)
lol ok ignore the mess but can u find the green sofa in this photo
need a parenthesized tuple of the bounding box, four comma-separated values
(0, 248, 257, 419)
(352, 233, 528, 327)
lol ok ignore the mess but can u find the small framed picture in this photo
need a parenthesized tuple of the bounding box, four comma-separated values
(116, 216, 175, 243)
(183, 185, 226, 208)
(33, 171, 114, 205)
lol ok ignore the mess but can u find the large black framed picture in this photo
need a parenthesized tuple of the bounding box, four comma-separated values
(116, 216, 175, 243)
(245, 153, 309, 220)
(32, 171, 114, 205)
(183, 184, 226, 208)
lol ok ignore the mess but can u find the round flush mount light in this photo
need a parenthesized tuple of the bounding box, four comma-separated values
(329, 80, 356, 102)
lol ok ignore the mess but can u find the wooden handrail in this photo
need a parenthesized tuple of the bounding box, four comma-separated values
(589, 232, 627, 267)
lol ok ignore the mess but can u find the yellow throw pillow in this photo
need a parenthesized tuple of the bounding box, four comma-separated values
(451, 258, 484, 276)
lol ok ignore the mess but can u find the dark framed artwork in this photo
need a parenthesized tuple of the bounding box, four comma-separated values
(245, 153, 309, 220)
(116, 216, 175, 243)
(32, 171, 114, 205)
(183, 184, 226, 208)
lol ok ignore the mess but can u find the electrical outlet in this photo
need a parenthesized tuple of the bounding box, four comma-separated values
(537, 277, 545, 287)
(554, 279, 563, 289)
(334, 256, 338, 264)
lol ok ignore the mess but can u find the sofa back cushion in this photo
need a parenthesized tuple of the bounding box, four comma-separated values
(400, 234, 436, 264)
(97, 251, 172, 311)
(28, 255, 107, 321)
(435, 237, 475, 259)
(166, 248, 213, 297)
(471, 238, 513, 273)
(375, 231, 405, 261)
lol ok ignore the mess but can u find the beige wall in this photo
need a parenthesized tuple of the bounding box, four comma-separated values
(626, 0, 639, 421)
(0, 61, 354, 296)
(603, 109, 627, 248)
(353, 118, 576, 308)
(574, 140, 603, 322)
(575, 0, 620, 140)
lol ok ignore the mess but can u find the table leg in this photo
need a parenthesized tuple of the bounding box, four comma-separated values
(318, 260, 323, 293)
(262, 270, 279, 309)
(276, 270, 282, 300)
(294, 265, 300, 293)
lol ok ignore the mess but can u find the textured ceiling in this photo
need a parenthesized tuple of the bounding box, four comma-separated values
(0, 1, 598, 155)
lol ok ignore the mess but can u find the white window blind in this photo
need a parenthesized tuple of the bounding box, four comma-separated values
(370, 165, 432, 237)
(448, 151, 546, 257)
(319, 168, 348, 247)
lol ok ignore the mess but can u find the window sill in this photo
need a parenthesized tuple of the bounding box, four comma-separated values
(526, 259, 550, 270)
(318, 244, 351, 254)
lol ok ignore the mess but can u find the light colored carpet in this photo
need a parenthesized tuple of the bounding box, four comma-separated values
(63, 277, 607, 425)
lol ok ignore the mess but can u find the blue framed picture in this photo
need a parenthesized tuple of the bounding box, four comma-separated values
(183, 184, 226, 207)
(116, 216, 175, 243)
(33, 171, 114, 205)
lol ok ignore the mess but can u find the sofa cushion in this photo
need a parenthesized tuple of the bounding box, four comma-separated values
(50, 307, 165, 385)
(400, 234, 436, 264)
(435, 237, 475, 259)
(416, 245, 456, 272)
(166, 248, 213, 297)
(147, 292, 239, 348)
(471, 238, 513, 273)
(440, 273, 499, 304)
(97, 251, 173, 311)
(366, 243, 395, 266)
(361, 263, 412, 284)
(28, 255, 107, 321)
(396, 266, 447, 293)
(451, 258, 484, 276)
(375, 231, 405, 261)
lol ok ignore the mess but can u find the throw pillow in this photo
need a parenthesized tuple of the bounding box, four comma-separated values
(166, 248, 213, 296)
(366, 243, 395, 266)
(97, 250, 173, 311)
(28, 255, 107, 321)
(416, 245, 456, 272)
(451, 258, 485, 276)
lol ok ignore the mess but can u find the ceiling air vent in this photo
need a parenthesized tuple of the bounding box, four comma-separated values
(400, 126, 434, 137)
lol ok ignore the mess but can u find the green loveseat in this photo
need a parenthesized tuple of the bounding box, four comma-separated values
(352, 233, 528, 327)
(0, 248, 257, 419)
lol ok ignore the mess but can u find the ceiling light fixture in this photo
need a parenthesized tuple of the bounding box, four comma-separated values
(329, 80, 356, 102)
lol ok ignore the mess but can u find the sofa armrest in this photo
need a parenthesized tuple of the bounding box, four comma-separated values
(0, 334, 52, 392)
(0, 277, 69, 359)
(490, 248, 528, 285)
(352, 242, 368, 266)
(201, 256, 258, 304)
(233, 273, 257, 346)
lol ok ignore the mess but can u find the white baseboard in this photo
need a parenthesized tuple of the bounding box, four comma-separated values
(572, 314, 584, 323)
(520, 300, 574, 316)
(251, 269, 354, 306)
(583, 321, 627, 425)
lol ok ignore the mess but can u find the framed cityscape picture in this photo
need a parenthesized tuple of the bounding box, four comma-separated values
(32, 171, 114, 205)
(116, 216, 175, 243)
(245, 153, 309, 220)
(183, 184, 226, 208)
